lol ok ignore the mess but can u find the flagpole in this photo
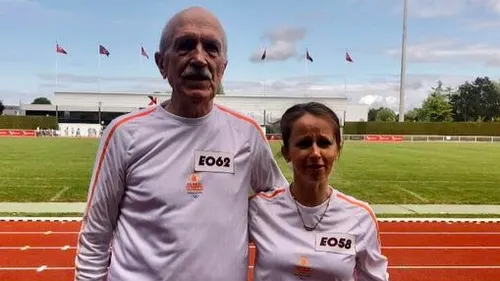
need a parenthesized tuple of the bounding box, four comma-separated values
(55, 41, 59, 91)
(263, 54, 267, 96)
(305, 50, 308, 77)
(140, 45, 144, 72)
(398, 0, 408, 122)
(304, 50, 308, 96)
(97, 43, 101, 93)
(344, 49, 347, 96)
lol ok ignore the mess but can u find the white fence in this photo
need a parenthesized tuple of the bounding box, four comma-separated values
(343, 134, 500, 143)
(35, 123, 103, 138)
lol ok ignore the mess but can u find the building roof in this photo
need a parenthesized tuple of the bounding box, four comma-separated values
(53, 91, 348, 100)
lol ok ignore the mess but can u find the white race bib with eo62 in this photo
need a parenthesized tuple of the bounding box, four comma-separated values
(194, 150, 234, 174)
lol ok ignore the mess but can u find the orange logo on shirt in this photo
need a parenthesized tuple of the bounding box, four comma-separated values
(294, 255, 311, 278)
(186, 173, 203, 198)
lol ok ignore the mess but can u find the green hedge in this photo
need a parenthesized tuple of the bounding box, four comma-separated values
(0, 116, 58, 130)
(344, 122, 500, 136)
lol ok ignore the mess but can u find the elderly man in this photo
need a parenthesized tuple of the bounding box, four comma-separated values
(74, 6, 288, 281)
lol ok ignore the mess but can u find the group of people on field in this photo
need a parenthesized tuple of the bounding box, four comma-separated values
(73, 6, 389, 281)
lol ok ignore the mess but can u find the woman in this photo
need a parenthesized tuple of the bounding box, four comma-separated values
(249, 102, 389, 281)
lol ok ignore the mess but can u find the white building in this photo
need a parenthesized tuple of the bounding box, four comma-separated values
(20, 91, 368, 136)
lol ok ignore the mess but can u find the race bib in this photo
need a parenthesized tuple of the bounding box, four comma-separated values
(194, 150, 234, 174)
(315, 233, 356, 255)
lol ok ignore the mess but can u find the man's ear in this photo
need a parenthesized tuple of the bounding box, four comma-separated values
(155, 52, 167, 79)
(281, 145, 290, 162)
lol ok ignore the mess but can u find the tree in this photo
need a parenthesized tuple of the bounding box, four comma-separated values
(449, 77, 500, 122)
(375, 107, 396, 122)
(368, 107, 381, 121)
(404, 108, 420, 122)
(0, 100, 4, 115)
(32, 97, 51, 104)
(418, 81, 453, 122)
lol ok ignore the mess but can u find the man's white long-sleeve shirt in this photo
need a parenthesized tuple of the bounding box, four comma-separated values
(74, 103, 288, 281)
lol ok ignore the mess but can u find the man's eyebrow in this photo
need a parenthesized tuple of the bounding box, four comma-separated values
(173, 33, 221, 45)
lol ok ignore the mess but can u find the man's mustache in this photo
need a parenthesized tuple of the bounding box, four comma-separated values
(181, 65, 212, 80)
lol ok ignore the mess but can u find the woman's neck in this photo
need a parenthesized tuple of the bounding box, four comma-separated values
(290, 180, 331, 207)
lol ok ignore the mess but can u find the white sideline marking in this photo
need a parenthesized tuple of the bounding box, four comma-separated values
(0, 217, 500, 223)
(44, 231, 52, 235)
(36, 265, 47, 272)
(20, 245, 30, 250)
(49, 186, 71, 202)
(398, 187, 429, 203)
(61, 245, 70, 250)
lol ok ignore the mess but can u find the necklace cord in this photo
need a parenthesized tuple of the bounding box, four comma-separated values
(291, 185, 332, 231)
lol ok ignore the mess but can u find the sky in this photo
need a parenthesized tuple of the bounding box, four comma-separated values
(1, 0, 499, 113)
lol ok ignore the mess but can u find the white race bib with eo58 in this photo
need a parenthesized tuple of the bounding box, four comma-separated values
(314, 232, 356, 255)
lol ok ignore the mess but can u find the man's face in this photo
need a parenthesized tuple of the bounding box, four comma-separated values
(156, 15, 227, 103)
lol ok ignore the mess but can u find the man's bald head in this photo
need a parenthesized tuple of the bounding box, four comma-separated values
(154, 6, 228, 117)
(159, 6, 227, 56)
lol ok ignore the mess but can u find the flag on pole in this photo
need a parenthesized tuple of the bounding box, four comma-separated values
(345, 51, 353, 62)
(55, 42, 66, 91)
(141, 46, 149, 59)
(306, 49, 313, 62)
(261, 48, 266, 60)
(56, 44, 67, 54)
(99, 44, 110, 56)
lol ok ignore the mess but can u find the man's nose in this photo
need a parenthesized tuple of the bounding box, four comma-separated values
(191, 44, 208, 66)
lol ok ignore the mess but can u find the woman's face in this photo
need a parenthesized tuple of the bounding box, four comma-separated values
(282, 113, 339, 184)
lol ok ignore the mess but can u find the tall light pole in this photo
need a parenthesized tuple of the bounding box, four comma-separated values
(398, 0, 408, 122)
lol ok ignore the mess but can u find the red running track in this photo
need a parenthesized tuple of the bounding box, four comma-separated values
(0, 219, 499, 281)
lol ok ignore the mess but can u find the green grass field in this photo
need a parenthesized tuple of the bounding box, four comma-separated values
(1, 138, 499, 204)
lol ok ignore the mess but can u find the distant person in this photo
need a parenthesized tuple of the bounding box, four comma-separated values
(73, 6, 287, 281)
(249, 102, 389, 281)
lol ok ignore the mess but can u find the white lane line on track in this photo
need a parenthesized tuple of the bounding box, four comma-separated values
(384, 246, 500, 250)
(378, 218, 500, 223)
(1, 246, 500, 251)
(1, 266, 500, 271)
(0, 267, 73, 271)
(389, 266, 500, 269)
(2, 231, 500, 235)
(0, 246, 76, 250)
(1, 217, 500, 223)
(0, 231, 78, 234)
(248, 265, 500, 269)
(36, 265, 47, 272)
(382, 232, 500, 235)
